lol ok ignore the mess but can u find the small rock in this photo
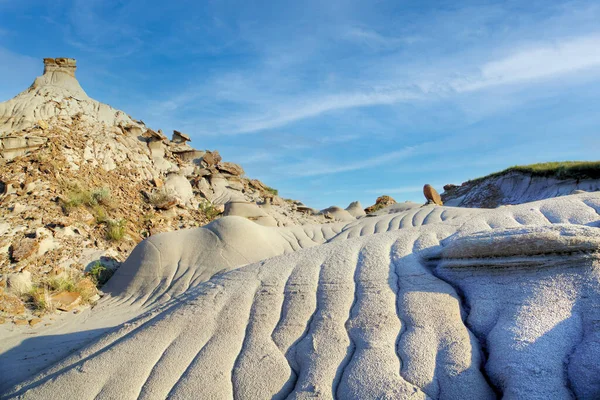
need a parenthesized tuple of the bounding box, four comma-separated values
(423, 184, 443, 206)
(51, 291, 82, 312)
(152, 178, 164, 188)
(0, 291, 26, 314)
(443, 183, 459, 192)
(37, 120, 49, 130)
(29, 318, 42, 326)
(13, 319, 28, 326)
(0, 317, 5, 324)
(10, 238, 39, 262)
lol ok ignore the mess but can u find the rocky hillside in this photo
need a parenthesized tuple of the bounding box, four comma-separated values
(442, 162, 600, 208)
(0, 58, 342, 323)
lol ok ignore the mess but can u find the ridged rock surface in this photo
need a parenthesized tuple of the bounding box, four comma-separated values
(2, 192, 600, 399)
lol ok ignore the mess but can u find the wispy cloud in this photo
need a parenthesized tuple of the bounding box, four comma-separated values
(281, 146, 418, 177)
(152, 30, 600, 137)
(455, 34, 600, 91)
(342, 26, 421, 50)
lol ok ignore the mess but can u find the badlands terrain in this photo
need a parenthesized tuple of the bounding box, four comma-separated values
(1, 59, 600, 399)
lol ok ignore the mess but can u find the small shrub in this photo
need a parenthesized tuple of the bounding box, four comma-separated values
(46, 276, 77, 292)
(199, 200, 221, 221)
(60, 184, 111, 214)
(265, 186, 278, 196)
(87, 262, 115, 286)
(92, 204, 108, 224)
(27, 273, 99, 311)
(28, 287, 52, 311)
(106, 219, 127, 241)
(90, 187, 111, 205)
(147, 188, 176, 209)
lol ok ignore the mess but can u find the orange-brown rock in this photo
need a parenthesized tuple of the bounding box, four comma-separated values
(217, 162, 244, 176)
(13, 319, 28, 326)
(201, 150, 222, 166)
(365, 195, 397, 214)
(0, 291, 25, 314)
(29, 318, 42, 326)
(75, 278, 97, 300)
(51, 291, 81, 311)
(424, 184, 443, 206)
(10, 238, 38, 262)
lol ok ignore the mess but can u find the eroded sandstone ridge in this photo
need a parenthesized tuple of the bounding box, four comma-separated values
(1, 192, 599, 399)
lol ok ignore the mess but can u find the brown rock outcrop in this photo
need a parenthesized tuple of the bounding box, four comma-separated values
(217, 162, 244, 176)
(365, 195, 397, 214)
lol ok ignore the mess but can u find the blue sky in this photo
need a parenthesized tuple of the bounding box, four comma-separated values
(1, 0, 600, 209)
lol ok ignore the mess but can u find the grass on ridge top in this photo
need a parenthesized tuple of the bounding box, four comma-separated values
(466, 161, 600, 184)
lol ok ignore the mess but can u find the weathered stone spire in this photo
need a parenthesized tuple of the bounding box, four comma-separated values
(43, 58, 77, 78)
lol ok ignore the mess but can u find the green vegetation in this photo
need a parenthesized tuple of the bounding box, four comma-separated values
(467, 161, 600, 184)
(27, 273, 98, 311)
(60, 183, 112, 214)
(87, 262, 115, 286)
(106, 219, 127, 241)
(265, 186, 278, 196)
(199, 200, 221, 221)
(148, 188, 175, 208)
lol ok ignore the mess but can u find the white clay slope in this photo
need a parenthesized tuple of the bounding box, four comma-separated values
(2, 192, 600, 399)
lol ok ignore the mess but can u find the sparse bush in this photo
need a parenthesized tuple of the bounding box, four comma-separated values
(60, 183, 111, 214)
(28, 287, 52, 311)
(106, 219, 127, 241)
(92, 204, 108, 224)
(199, 200, 221, 221)
(26, 273, 99, 311)
(87, 262, 114, 286)
(147, 188, 177, 209)
(265, 186, 278, 196)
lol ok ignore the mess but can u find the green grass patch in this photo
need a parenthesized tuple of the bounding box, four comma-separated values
(467, 161, 600, 184)
(265, 186, 278, 196)
(87, 262, 115, 286)
(61, 183, 112, 214)
(199, 200, 221, 222)
(106, 219, 127, 241)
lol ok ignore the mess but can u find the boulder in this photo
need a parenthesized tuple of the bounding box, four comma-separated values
(201, 150, 222, 167)
(423, 184, 443, 206)
(164, 174, 194, 206)
(217, 162, 244, 176)
(7, 271, 32, 295)
(171, 130, 191, 144)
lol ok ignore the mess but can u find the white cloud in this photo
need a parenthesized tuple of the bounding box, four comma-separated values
(185, 33, 600, 136)
(282, 146, 417, 177)
(457, 34, 600, 91)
